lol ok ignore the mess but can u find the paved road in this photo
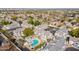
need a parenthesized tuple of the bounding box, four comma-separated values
(42, 28, 68, 51)
(42, 37, 66, 51)
(42, 35, 79, 51)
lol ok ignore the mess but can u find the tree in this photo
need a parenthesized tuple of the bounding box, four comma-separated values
(76, 18, 79, 23)
(28, 19, 41, 26)
(28, 19, 34, 25)
(29, 16, 34, 20)
(34, 20, 41, 26)
(69, 28, 79, 38)
(23, 28, 34, 37)
(0, 29, 6, 33)
(11, 16, 18, 21)
(0, 20, 12, 25)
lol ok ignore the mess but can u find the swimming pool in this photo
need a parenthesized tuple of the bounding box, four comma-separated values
(31, 38, 39, 47)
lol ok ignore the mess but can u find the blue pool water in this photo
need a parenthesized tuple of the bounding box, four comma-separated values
(31, 39, 39, 47)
